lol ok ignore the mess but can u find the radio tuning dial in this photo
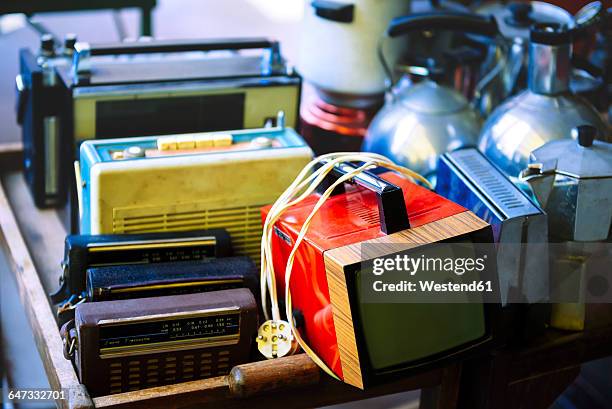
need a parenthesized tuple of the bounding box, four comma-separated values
(40, 34, 55, 57)
(158, 134, 234, 151)
(251, 136, 273, 149)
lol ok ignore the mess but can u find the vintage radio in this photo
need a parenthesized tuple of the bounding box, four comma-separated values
(86, 257, 258, 302)
(53, 229, 231, 305)
(262, 162, 499, 389)
(16, 35, 301, 207)
(77, 120, 313, 262)
(61, 289, 257, 397)
(435, 148, 549, 306)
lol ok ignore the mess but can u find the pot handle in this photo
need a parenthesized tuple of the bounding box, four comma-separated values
(378, 11, 500, 91)
(315, 161, 410, 235)
(386, 11, 499, 38)
(311, 0, 354, 23)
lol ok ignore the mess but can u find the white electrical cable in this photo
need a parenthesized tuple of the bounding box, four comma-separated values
(259, 153, 431, 379)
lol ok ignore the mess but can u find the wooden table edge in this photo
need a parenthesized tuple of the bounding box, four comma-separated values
(0, 179, 92, 409)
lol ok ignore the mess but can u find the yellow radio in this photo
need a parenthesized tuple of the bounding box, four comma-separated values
(77, 117, 313, 261)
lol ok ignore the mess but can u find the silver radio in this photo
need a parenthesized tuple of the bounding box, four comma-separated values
(17, 36, 301, 208)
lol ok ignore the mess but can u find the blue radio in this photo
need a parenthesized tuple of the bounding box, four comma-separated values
(77, 116, 313, 262)
(436, 148, 549, 307)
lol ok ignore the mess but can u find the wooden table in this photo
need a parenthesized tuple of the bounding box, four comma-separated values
(0, 142, 611, 409)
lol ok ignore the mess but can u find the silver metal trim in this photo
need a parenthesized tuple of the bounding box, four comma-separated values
(72, 75, 299, 99)
(446, 149, 542, 219)
(86, 236, 217, 249)
(43, 116, 60, 196)
(99, 335, 239, 359)
(97, 306, 240, 326)
(528, 43, 571, 95)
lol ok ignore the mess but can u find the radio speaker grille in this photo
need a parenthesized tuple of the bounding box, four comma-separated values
(107, 350, 232, 394)
(112, 204, 263, 261)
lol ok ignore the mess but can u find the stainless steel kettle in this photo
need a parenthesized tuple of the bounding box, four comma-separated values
(363, 12, 499, 180)
(520, 125, 612, 242)
(478, 22, 610, 178)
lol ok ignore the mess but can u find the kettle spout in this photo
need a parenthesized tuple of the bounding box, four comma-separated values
(519, 160, 557, 208)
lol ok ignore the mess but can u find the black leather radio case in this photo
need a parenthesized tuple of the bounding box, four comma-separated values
(86, 257, 258, 302)
(53, 229, 232, 305)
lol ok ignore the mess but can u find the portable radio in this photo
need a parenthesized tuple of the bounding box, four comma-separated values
(86, 257, 258, 302)
(16, 35, 301, 208)
(77, 120, 313, 262)
(262, 162, 498, 389)
(61, 289, 257, 397)
(53, 229, 231, 305)
(435, 148, 549, 306)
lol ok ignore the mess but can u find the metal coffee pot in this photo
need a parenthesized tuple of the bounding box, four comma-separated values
(471, 1, 605, 116)
(520, 125, 612, 242)
(479, 22, 610, 178)
(363, 12, 499, 180)
(471, 1, 574, 115)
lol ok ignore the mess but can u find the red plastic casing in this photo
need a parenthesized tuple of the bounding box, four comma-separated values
(261, 172, 467, 380)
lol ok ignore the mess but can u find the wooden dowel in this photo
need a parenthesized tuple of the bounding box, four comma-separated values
(228, 354, 321, 398)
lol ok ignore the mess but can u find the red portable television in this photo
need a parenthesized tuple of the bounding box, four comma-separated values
(262, 164, 499, 388)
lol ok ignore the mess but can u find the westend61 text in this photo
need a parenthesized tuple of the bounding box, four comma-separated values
(373, 280, 494, 293)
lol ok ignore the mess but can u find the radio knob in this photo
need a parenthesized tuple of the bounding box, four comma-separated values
(63, 34, 77, 54)
(251, 136, 273, 149)
(40, 34, 55, 57)
(123, 146, 145, 158)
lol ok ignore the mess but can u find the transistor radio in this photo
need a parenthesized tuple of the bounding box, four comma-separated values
(436, 148, 549, 306)
(262, 164, 499, 389)
(16, 35, 301, 207)
(53, 229, 231, 305)
(77, 120, 313, 262)
(61, 289, 257, 397)
(86, 257, 258, 302)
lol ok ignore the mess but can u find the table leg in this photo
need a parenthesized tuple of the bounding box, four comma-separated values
(419, 364, 462, 409)
(457, 353, 580, 409)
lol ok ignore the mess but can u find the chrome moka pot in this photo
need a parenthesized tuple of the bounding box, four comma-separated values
(521, 125, 612, 331)
(363, 12, 499, 180)
(479, 23, 610, 178)
(520, 125, 612, 242)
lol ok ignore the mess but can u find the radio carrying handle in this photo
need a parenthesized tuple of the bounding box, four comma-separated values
(73, 37, 284, 78)
(316, 162, 410, 235)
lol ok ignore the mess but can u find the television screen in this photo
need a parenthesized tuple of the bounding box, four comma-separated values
(355, 239, 486, 372)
